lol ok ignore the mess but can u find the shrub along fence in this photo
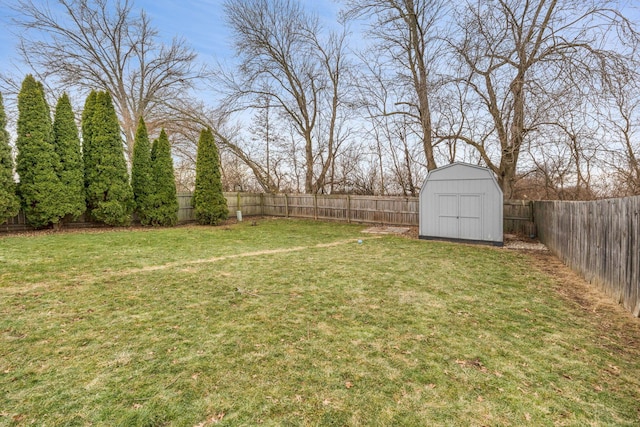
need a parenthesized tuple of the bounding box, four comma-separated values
(535, 196, 640, 317)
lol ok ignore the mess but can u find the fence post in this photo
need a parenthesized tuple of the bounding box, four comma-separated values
(347, 194, 351, 223)
(285, 193, 289, 218)
(260, 193, 265, 216)
(314, 193, 318, 220)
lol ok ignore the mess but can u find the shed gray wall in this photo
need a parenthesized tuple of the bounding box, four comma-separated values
(419, 163, 503, 245)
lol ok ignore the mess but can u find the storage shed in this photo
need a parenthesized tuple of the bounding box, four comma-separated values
(419, 163, 503, 246)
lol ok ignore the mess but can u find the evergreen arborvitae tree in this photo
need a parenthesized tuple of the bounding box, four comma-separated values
(15, 75, 65, 228)
(131, 117, 154, 225)
(150, 134, 159, 164)
(81, 90, 97, 176)
(82, 90, 98, 207)
(37, 81, 53, 129)
(193, 127, 227, 225)
(82, 91, 134, 226)
(149, 129, 178, 226)
(53, 93, 85, 221)
(0, 92, 20, 224)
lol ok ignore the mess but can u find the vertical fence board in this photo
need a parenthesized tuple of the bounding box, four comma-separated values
(534, 196, 640, 317)
(177, 193, 193, 222)
(503, 200, 536, 235)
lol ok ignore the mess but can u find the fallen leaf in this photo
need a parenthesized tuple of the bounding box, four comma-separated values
(345, 381, 353, 389)
(193, 413, 226, 427)
(525, 413, 531, 421)
(210, 413, 225, 423)
(322, 399, 331, 406)
(455, 358, 487, 372)
(133, 403, 143, 409)
(425, 383, 436, 389)
(477, 395, 484, 402)
(606, 364, 620, 375)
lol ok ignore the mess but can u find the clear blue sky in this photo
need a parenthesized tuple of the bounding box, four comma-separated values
(138, 0, 234, 65)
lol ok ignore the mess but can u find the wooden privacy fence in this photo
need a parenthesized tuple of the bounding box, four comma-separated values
(183, 193, 420, 225)
(4, 192, 533, 233)
(179, 193, 531, 233)
(2, 211, 105, 233)
(534, 196, 640, 317)
(503, 200, 536, 236)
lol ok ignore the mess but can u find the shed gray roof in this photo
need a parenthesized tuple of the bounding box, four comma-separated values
(424, 162, 500, 182)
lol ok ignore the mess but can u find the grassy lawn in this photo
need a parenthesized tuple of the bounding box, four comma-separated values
(1, 219, 639, 426)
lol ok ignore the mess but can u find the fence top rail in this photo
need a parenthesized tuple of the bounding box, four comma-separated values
(504, 200, 533, 205)
(534, 195, 640, 204)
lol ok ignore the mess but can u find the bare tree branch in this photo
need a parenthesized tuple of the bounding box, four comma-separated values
(10, 0, 208, 163)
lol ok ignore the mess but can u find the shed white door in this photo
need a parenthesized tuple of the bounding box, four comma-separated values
(437, 194, 483, 240)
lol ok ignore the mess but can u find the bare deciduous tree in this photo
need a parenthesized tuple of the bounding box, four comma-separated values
(446, 0, 638, 198)
(601, 72, 640, 196)
(10, 0, 206, 163)
(159, 98, 298, 193)
(220, 0, 353, 194)
(343, 0, 449, 172)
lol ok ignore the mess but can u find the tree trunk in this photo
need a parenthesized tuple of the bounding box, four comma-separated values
(305, 131, 314, 193)
(405, 1, 437, 171)
(498, 160, 517, 200)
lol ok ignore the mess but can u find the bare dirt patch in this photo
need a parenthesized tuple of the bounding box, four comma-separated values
(362, 226, 416, 237)
(0, 217, 249, 238)
(503, 233, 548, 251)
(111, 238, 374, 277)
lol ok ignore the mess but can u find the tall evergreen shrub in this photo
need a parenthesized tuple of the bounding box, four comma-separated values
(82, 91, 134, 226)
(131, 117, 154, 225)
(81, 90, 98, 187)
(53, 93, 85, 221)
(0, 92, 19, 224)
(193, 127, 227, 225)
(15, 75, 65, 228)
(149, 129, 178, 226)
